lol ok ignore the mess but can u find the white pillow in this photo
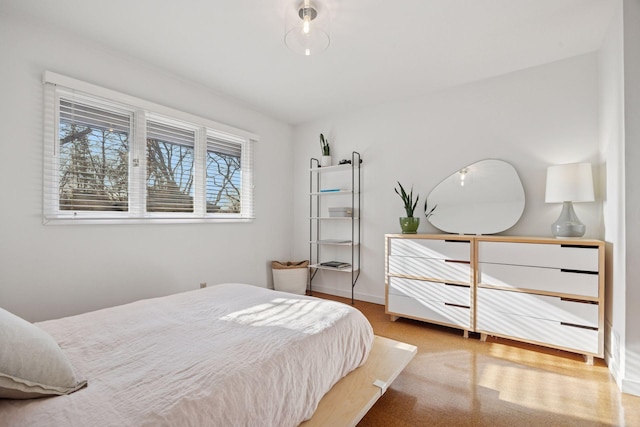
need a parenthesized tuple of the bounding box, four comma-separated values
(0, 307, 87, 399)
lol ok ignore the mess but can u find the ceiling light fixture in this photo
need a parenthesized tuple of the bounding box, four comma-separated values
(285, 0, 330, 56)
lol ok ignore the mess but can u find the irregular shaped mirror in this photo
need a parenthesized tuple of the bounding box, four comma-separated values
(427, 159, 525, 235)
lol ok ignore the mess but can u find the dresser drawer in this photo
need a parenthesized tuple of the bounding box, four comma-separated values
(478, 241, 599, 271)
(387, 293, 471, 329)
(477, 310, 599, 354)
(388, 256, 472, 283)
(477, 288, 598, 328)
(478, 263, 599, 298)
(390, 238, 471, 261)
(389, 277, 470, 306)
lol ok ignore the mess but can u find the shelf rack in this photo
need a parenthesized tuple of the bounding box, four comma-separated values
(309, 152, 362, 304)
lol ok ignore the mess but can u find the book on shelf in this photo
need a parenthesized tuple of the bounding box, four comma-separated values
(320, 261, 351, 269)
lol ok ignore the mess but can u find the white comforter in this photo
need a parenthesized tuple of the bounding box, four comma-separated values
(0, 284, 374, 426)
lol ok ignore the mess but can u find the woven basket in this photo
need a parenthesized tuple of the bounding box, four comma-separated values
(271, 261, 309, 295)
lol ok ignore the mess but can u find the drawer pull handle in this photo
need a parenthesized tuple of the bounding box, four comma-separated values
(560, 322, 598, 331)
(560, 244, 598, 249)
(444, 302, 470, 309)
(560, 297, 598, 305)
(444, 283, 470, 288)
(444, 240, 470, 244)
(444, 259, 471, 264)
(560, 268, 598, 275)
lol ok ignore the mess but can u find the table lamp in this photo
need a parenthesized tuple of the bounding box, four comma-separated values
(545, 163, 594, 238)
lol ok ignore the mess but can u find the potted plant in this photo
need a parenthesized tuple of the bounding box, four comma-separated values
(395, 182, 420, 234)
(319, 133, 331, 167)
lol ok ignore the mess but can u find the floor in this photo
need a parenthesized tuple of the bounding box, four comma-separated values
(315, 293, 640, 427)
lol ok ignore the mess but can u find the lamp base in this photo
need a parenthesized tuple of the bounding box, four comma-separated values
(551, 201, 586, 238)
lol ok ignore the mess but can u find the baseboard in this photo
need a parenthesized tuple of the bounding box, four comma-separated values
(605, 348, 621, 386)
(604, 321, 640, 397)
(605, 321, 622, 388)
(310, 284, 385, 305)
(622, 378, 640, 397)
(605, 353, 640, 397)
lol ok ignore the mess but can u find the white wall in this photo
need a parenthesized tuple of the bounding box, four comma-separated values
(292, 54, 602, 303)
(598, 0, 626, 390)
(598, 0, 640, 398)
(622, 0, 640, 396)
(0, 14, 294, 322)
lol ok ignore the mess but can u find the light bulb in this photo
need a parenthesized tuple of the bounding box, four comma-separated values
(303, 16, 310, 34)
(305, 48, 311, 56)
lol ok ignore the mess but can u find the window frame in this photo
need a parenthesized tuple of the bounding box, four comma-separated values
(43, 71, 257, 225)
(51, 90, 134, 219)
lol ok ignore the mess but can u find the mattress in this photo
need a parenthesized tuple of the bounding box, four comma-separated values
(0, 283, 374, 426)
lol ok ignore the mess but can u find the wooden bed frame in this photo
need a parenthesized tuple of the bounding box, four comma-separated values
(302, 335, 417, 427)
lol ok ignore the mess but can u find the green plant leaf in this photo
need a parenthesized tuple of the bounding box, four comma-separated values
(395, 181, 419, 217)
(319, 133, 330, 155)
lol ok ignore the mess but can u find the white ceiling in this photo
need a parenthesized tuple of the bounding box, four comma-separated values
(2, 0, 617, 125)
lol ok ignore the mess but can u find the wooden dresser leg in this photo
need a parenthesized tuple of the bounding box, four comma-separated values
(390, 315, 399, 322)
(463, 330, 469, 339)
(584, 355, 594, 365)
(480, 333, 488, 342)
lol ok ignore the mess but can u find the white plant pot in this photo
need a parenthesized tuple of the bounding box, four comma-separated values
(320, 155, 332, 167)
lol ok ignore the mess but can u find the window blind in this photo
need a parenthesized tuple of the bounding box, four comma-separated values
(206, 136, 242, 214)
(146, 120, 195, 213)
(56, 96, 131, 212)
(240, 139, 254, 219)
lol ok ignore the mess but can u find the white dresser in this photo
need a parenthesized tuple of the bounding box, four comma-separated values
(476, 237, 604, 364)
(385, 235, 474, 337)
(385, 234, 605, 363)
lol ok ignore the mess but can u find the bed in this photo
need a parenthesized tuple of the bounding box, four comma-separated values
(0, 283, 416, 426)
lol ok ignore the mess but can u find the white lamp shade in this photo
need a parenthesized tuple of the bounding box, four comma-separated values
(545, 163, 595, 203)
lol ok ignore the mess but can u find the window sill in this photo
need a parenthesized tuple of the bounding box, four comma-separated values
(43, 216, 255, 225)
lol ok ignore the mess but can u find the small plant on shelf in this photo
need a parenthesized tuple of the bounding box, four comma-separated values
(319, 133, 330, 156)
(319, 133, 331, 166)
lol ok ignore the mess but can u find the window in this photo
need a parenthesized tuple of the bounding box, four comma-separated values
(43, 71, 257, 224)
(146, 120, 195, 213)
(58, 98, 131, 212)
(206, 135, 243, 213)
